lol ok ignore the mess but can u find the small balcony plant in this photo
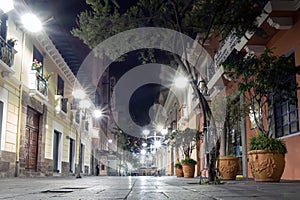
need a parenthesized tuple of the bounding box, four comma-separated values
(31, 59, 42, 72)
(7, 38, 17, 47)
(43, 72, 54, 81)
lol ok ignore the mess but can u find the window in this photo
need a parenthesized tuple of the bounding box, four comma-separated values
(0, 14, 8, 40)
(33, 46, 43, 74)
(274, 93, 298, 137)
(57, 75, 64, 96)
(274, 52, 299, 137)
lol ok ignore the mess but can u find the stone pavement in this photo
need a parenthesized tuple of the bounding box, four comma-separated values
(0, 176, 299, 200)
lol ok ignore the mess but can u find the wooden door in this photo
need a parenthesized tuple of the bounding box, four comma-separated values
(25, 108, 39, 171)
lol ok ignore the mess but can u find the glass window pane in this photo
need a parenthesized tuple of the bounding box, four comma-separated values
(276, 128, 283, 137)
(291, 122, 298, 133)
(275, 107, 281, 117)
(283, 115, 289, 125)
(283, 125, 289, 135)
(282, 104, 288, 114)
(289, 103, 296, 111)
(290, 111, 297, 122)
(276, 118, 282, 126)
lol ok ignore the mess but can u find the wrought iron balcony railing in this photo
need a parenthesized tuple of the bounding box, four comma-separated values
(0, 36, 15, 67)
(36, 74, 48, 96)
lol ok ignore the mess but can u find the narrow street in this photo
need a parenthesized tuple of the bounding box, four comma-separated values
(0, 176, 299, 200)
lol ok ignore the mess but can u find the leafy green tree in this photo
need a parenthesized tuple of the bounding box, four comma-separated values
(223, 48, 300, 137)
(72, 0, 269, 181)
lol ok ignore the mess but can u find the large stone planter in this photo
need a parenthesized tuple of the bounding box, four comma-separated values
(248, 150, 285, 182)
(218, 156, 239, 180)
(175, 167, 183, 177)
(182, 164, 195, 178)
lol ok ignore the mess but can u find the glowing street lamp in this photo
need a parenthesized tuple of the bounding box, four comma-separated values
(0, 0, 14, 13)
(142, 142, 147, 147)
(21, 13, 42, 32)
(93, 109, 103, 118)
(72, 89, 86, 100)
(153, 140, 162, 149)
(142, 129, 150, 136)
(174, 76, 188, 88)
(156, 124, 163, 133)
(141, 149, 146, 155)
(161, 128, 168, 136)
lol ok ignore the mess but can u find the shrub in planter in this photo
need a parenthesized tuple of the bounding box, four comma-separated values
(223, 48, 299, 182)
(174, 161, 183, 177)
(181, 157, 197, 178)
(248, 133, 287, 182)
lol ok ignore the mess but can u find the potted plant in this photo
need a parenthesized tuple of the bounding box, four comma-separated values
(248, 133, 287, 182)
(43, 72, 54, 81)
(174, 161, 183, 177)
(223, 48, 300, 182)
(181, 157, 197, 178)
(217, 155, 239, 180)
(211, 95, 248, 180)
(7, 38, 17, 47)
(166, 128, 201, 178)
(31, 59, 43, 72)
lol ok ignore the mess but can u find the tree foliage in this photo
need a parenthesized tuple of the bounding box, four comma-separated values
(223, 48, 300, 137)
(166, 128, 201, 158)
(72, 0, 268, 48)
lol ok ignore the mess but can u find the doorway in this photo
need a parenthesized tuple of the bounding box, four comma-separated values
(69, 138, 75, 173)
(25, 107, 40, 171)
(53, 130, 61, 173)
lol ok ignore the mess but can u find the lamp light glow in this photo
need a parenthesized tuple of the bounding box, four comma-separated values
(141, 149, 146, 155)
(72, 89, 86, 99)
(93, 109, 103, 118)
(174, 76, 188, 88)
(21, 13, 42, 32)
(0, 0, 14, 13)
(79, 99, 91, 109)
(142, 129, 150, 136)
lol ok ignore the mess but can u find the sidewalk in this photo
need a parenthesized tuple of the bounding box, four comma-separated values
(0, 176, 299, 199)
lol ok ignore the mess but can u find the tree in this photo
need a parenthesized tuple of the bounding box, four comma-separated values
(72, 0, 269, 182)
(223, 48, 300, 137)
(166, 128, 201, 159)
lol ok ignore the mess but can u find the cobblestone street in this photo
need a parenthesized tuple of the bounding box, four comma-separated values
(0, 176, 299, 200)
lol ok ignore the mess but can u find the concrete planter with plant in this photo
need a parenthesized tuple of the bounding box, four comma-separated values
(223, 48, 300, 182)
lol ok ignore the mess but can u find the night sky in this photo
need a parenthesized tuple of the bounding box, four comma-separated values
(25, 0, 167, 126)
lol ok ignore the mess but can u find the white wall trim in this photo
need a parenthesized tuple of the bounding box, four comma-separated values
(52, 121, 64, 173)
(0, 87, 8, 152)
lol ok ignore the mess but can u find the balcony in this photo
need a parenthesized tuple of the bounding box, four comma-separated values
(0, 37, 16, 78)
(28, 71, 48, 101)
